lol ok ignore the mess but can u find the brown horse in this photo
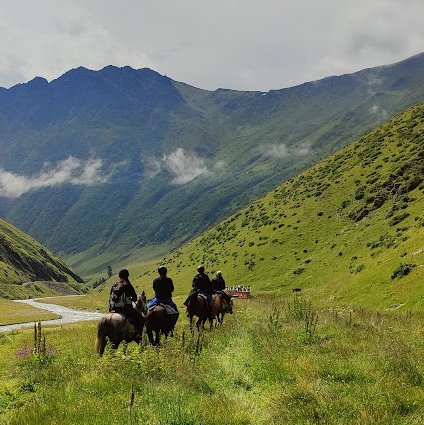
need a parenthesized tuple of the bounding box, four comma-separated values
(95, 292, 147, 356)
(209, 293, 233, 330)
(144, 304, 179, 346)
(185, 293, 209, 330)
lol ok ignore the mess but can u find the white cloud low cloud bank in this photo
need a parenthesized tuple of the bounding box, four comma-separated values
(261, 142, 312, 159)
(144, 148, 210, 185)
(0, 157, 110, 198)
(164, 148, 210, 185)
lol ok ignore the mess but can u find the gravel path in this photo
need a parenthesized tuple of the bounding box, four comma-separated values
(0, 296, 103, 332)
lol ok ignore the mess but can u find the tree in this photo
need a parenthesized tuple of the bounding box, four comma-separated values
(107, 265, 112, 278)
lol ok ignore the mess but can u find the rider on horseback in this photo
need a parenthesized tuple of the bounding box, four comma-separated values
(109, 269, 143, 341)
(211, 270, 232, 307)
(147, 266, 178, 313)
(184, 265, 213, 310)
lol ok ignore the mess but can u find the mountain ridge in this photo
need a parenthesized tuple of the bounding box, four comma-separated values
(1, 53, 424, 275)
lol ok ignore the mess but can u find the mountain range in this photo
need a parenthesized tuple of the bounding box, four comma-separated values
(1, 53, 424, 275)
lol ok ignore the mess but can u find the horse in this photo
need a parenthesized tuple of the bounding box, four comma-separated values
(185, 292, 209, 330)
(95, 292, 147, 356)
(209, 292, 233, 330)
(144, 304, 179, 346)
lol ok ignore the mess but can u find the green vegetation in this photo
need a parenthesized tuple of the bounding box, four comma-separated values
(135, 102, 424, 311)
(1, 94, 424, 425)
(0, 218, 84, 298)
(0, 299, 59, 325)
(1, 297, 424, 424)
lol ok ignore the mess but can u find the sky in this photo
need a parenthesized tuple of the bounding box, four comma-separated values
(0, 0, 423, 92)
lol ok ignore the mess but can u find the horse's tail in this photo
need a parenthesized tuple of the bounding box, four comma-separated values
(95, 317, 108, 356)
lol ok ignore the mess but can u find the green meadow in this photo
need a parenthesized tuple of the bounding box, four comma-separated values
(0, 102, 423, 423)
(0, 299, 59, 326)
(1, 296, 424, 424)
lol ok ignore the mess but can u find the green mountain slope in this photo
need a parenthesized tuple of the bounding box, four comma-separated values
(0, 218, 84, 298)
(157, 103, 424, 310)
(2, 54, 424, 275)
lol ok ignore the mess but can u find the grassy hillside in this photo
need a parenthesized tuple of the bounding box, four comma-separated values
(0, 219, 84, 298)
(1, 298, 424, 424)
(2, 54, 424, 275)
(139, 102, 424, 311)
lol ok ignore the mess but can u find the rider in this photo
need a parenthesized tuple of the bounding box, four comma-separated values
(211, 270, 232, 305)
(211, 270, 226, 291)
(147, 266, 178, 313)
(184, 265, 213, 308)
(109, 269, 143, 340)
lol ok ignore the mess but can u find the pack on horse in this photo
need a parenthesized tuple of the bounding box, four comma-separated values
(95, 292, 147, 356)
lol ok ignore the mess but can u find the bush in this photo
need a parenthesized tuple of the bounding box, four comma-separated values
(390, 213, 410, 226)
(391, 263, 416, 280)
(355, 187, 365, 200)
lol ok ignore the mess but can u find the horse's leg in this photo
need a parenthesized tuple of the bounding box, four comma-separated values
(155, 330, 160, 346)
(96, 336, 107, 356)
(196, 317, 203, 330)
(190, 315, 195, 333)
(147, 328, 155, 345)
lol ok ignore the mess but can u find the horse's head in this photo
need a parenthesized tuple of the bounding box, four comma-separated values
(135, 291, 148, 314)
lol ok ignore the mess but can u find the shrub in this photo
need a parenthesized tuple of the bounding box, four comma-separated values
(391, 263, 416, 280)
(390, 213, 410, 226)
(354, 187, 365, 200)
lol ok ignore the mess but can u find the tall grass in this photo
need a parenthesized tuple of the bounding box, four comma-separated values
(1, 297, 424, 424)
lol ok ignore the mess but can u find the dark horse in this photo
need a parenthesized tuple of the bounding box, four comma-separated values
(185, 293, 209, 330)
(95, 292, 147, 356)
(144, 304, 179, 346)
(209, 293, 233, 329)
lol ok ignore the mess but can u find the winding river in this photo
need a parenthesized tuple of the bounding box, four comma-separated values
(0, 296, 103, 332)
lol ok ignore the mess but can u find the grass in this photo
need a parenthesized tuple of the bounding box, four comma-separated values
(123, 102, 424, 312)
(0, 299, 59, 325)
(0, 295, 423, 424)
(0, 219, 83, 287)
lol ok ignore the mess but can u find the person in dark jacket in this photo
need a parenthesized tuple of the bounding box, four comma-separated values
(147, 266, 178, 312)
(109, 269, 143, 339)
(192, 265, 213, 297)
(211, 270, 232, 304)
(211, 270, 226, 291)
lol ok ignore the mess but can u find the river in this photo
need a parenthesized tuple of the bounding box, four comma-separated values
(0, 296, 103, 332)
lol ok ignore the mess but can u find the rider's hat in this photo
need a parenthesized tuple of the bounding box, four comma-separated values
(158, 265, 167, 274)
(197, 265, 205, 272)
(216, 270, 222, 276)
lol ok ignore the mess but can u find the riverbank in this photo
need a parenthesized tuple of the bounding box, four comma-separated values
(0, 296, 103, 332)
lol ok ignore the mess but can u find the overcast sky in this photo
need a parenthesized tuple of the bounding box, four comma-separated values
(0, 0, 423, 91)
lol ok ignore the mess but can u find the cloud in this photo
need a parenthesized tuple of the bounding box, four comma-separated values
(0, 2, 155, 88)
(260, 141, 313, 159)
(143, 156, 162, 179)
(0, 157, 111, 198)
(1, 1, 424, 91)
(163, 148, 210, 185)
(261, 143, 289, 159)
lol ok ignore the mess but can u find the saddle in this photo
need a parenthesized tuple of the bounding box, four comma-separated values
(149, 303, 178, 315)
(197, 293, 208, 302)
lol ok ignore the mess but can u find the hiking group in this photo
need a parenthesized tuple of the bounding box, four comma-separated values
(96, 265, 233, 354)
